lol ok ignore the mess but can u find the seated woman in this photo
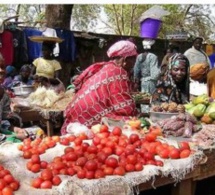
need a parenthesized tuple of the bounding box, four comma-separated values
(12, 65, 34, 87)
(35, 75, 65, 94)
(151, 53, 190, 104)
(61, 40, 138, 135)
(2, 65, 16, 89)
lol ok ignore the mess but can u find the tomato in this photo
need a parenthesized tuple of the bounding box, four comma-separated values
(81, 142, 90, 152)
(105, 141, 116, 150)
(23, 151, 32, 159)
(76, 157, 88, 167)
(92, 136, 101, 145)
(17, 144, 23, 151)
(31, 164, 41, 173)
(135, 163, 143, 171)
(52, 136, 60, 142)
(85, 171, 95, 179)
(155, 145, 164, 155)
(179, 142, 190, 151)
(180, 149, 191, 158)
(31, 154, 41, 164)
(118, 139, 128, 147)
(3, 174, 14, 184)
(126, 155, 137, 165)
(65, 152, 78, 162)
(40, 161, 48, 169)
(26, 161, 33, 171)
(85, 160, 98, 171)
(67, 168, 76, 176)
(94, 170, 105, 179)
(0, 179, 6, 190)
(125, 164, 135, 172)
(100, 138, 108, 146)
(59, 168, 69, 175)
(102, 147, 112, 156)
(53, 161, 65, 170)
(2, 186, 13, 195)
(111, 126, 122, 136)
(125, 145, 136, 156)
(51, 175, 62, 186)
(97, 132, 110, 139)
(129, 134, 140, 144)
(68, 135, 76, 142)
(0, 170, 10, 179)
(158, 149, 169, 159)
(77, 170, 86, 179)
(115, 146, 125, 156)
(155, 160, 164, 167)
(97, 152, 108, 163)
(169, 148, 180, 159)
(9, 181, 20, 191)
(145, 133, 156, 142)
(87, 146, 98, 154)
(100, 124, 109, 133)
(60, 138, 70, 146)
(37, 147, 46, 155)
(103, 167, 114, 175)
(113, 166, 125, 176)
(144, 152, 154, 160)
(105, 157, 118, 168)
(47, 140, 56, 148)
(74, 138, 83, 146)
(146, 160, 156, 165)
(40, 180, 52, 189)
(41, 169, 53, 181)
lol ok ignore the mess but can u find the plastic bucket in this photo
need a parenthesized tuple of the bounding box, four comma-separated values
(140, 18, 162, 39)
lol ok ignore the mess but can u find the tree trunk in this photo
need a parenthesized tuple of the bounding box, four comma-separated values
(45, 5, 74, 86)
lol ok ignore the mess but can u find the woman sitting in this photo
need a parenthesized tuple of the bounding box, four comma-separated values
(2, 66, 16, 89)
(12, 65, 34, 87)
(61, 40, 138, 135)
(151, 53, 190, 104)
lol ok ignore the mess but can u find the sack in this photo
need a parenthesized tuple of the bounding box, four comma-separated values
(190, 63, 209, 82)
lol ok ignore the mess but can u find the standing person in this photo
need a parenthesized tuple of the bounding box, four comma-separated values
(31, 41, 62, 82)
(61, 40, 138, 135)
(12, 64, 34, 87)
(151, 53, 190, 104)
(133, 41, 160, 112)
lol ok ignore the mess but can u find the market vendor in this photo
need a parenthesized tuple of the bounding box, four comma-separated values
(12, 64, 34, 87)
(31, 41, 62, 82)
(2, 65, 16, 89)
(151, 53, 190, 104)
(61, 40, 138, 134)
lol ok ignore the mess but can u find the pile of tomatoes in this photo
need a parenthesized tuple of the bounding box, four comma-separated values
(0, 165, 20, 195)
(17, 125, 192, 188)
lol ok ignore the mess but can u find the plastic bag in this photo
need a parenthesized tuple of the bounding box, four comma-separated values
(139, 5, 170, 23)
(66, 122, 93, 138)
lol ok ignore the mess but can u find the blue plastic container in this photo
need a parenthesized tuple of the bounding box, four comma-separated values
(140, 18, 162, 39)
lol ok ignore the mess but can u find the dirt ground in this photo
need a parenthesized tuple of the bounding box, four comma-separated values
(139, 176, 215, 195)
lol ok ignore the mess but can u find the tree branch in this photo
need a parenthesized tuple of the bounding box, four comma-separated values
(112, 4, 122, 35)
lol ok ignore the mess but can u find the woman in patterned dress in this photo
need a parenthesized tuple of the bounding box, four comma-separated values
(151, 53, 190, 105)
(61, 40, 138, 135)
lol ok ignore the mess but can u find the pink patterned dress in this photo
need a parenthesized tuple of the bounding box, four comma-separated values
(61, 61, 137, 134)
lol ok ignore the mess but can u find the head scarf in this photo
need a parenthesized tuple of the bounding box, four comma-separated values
(107, 40, 137, 58)
(20, 64, 31, 72)
(5, 65, 15, 75)
(152, 53, 190, 104)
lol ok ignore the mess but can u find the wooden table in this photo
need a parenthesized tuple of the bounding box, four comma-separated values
(16, 108, 63, 136)
(138, 149, 215, 195)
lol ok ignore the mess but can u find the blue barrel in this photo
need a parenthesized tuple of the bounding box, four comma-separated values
(140, 18, 162, 39)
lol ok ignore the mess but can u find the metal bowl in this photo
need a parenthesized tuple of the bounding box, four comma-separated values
(13, 85, 35, 97)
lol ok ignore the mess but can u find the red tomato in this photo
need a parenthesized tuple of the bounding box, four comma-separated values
(52, 136, 60, 142)
(3, 174, 14, 184)
(41, 169, 53, 181)
(68, 135, 76, 142)
(100, 124, 109, 133)
(100, 138, 108, 146)
(81, 142, 90, 152)
(115, 146, 125, 156)
(53, 162, 65, 170)
(126, 155, 137, 165)
(31, 164, 41, 173)
(145, 133, 156, 142)
(146, 160, 156, 165)
(52, 175, 62, 186)
(129, 134, 140, 144)
(85, 160, 98, 171)
(155, 145, 164, 155)
(0, 179, 6, 190)
(94, 170, 105, 179)
(67, 168, 76, 176)
(66, 152, 78, 162)
(77, 170, 86, 179)
(105, 157, 118, 168)
(40, 180, 52, 189)
(37, 147, 46, 155)
(31, 154, 41, 164)
(17, 144, 23, 151)
(97, 132, 110, 139)
(97, 152, 108, 163)
(26, 161, 34, 171)
(9, 181, 20, 191)
(2, 186, 13, 195)
(60, 138, 70, 146)
(92, 136, 101, 145)
(76, 157, 88, 167)
(144, 152, 154, 160)
(179, 142, 190, 151)
(180, 149, 191, 158)
(169, 148, 180, 159)
(0, 170, 10, 179)
(125, 164, 135, 172)
(111, 127, 122, 136)
(102, 147, 112, 156)
(85, 171, 95, 179)
(23, 151, 32, 159)
(40, 161, 48, 169)
(103, 167, 114, 175)
(87, 146, 98, 154)
(158, 149, 169, 159)
(155, 160, 164, 167)
(74, 138, 83, 146)
(64, 147, 74, 154)
(78, 133, 88, 140)
(135, 163, 143, 171)
(113, 166, 125, 176)
(125, 145, 136, 156)
(105, 141, 116, 150)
